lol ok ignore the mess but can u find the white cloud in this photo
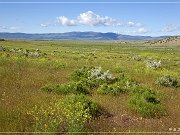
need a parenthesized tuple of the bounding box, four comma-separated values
(126, 28, 148, 34)
(127, 21, 143, 27)
(9, 26, 19, 30)
(117, 23, 123, 26)
(0, 26, 8, 29)
(77, 11, 116, 26)
(40, 24, 48, 27)
(56, 11, 144, 27)
(0, 26, 20, 31)
(56, 16, 76, 26)
(161, 24, 180, 32)
(136, 28, 148, 33)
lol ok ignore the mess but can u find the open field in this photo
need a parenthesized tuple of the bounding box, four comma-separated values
(0, 40, 180, 133)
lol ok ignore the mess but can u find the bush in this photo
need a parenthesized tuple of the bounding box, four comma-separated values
(132, 55, 142, 61)
(41, 81, 90, 95)
(128, 86, 165, 118)
(41, 84, 72, 94)
(116, 74, 138, 89)
(0, 46, 6, 51)
(0, 39, 5, 41)
(41, 69, 138, 96)
(71, 66, 92, 81)
(89, 67, 114, 82)
(97, 82, 127, 96)
(61, 94, 101, 132)
(96, 74, 137, 96)
(146, 60, 161, 69)
(72, 80, 91, 94)
(71, 66, 115, 84)
(157, 75, 178, 87)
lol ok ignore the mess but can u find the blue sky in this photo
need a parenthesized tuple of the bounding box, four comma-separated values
(0, 0, 180, 36)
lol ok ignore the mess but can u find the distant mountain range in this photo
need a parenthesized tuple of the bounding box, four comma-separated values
(0, 32, 171, 40)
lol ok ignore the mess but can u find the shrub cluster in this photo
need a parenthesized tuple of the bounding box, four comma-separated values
(131, 55, 142, 61)
(89, 67, 114, 82)
(97, 82, 126, 96)
(41, 67, 137, 96)
(42, 66, 118, 95)
(0, 46, 46, 58)
(61, 94, 102, 132)
(71, 66, 115, 84)
(0, 39, 5, 41)
(10, 48, 43, 58)
(0, 46, 6, 51)
(128, 86, 165, 118)
(97, 74, 137, 96)
(41, 66, 166, 118)
(41, 80, 91, 95)
(28, 94, 103, 133)
(156, 75, 178, 87)
(146, 60, 161, 69)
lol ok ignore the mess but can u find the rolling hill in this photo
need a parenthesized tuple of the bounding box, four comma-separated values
(146, 36, 180, 45)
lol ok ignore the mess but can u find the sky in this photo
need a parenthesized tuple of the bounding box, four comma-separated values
(0, 0, 180, 36)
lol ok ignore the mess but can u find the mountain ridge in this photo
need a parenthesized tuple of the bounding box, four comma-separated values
(0, 32, 172, 40)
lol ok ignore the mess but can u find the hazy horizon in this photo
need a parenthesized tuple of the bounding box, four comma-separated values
(0, 31, 178, 38)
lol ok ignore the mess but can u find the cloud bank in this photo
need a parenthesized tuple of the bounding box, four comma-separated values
(56, 16, 76, 26)
(56, 11, 142, 27)
(77, 11, 117, 26)
(0, 25, 20, 31)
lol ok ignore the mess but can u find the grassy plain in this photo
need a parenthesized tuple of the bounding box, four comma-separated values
(0, 40, 180, 133)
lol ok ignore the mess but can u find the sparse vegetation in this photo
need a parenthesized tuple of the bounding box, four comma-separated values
(0, 40, 179, 133)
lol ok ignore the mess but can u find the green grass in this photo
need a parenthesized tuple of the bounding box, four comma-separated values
(0, 40, 180, 133)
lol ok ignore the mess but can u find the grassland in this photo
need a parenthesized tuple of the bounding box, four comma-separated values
(0, 40, 180, 133)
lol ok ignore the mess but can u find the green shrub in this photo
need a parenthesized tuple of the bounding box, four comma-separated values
(41, 81, 90, 95)
(128, 86, 165, 118)
(156, 75, 178, 87)
(41, 84, 72, 94)
(0, 39, 5, 41)
(97, 82, 127, 96)
(96, 74, 138, 96)
(42, 70, 138, 96)
(116, 74, 138, 89)
(61, 94, 101, 132)
(71, 66, 115, 84)
(72, 80, 90, 94)
(71, 66, 92, 81)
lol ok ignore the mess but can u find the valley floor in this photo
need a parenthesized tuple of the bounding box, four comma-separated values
(0, 40, 180, 134)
